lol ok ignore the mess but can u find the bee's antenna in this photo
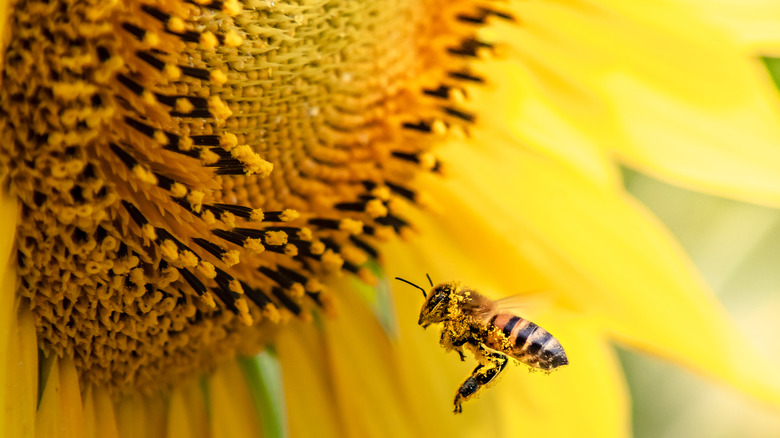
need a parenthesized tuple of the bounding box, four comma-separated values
(395, 277, 427, 298)
(426, 273, 433, 287)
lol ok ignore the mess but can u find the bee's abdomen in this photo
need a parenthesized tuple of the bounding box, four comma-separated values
(488, 313, 568, 370)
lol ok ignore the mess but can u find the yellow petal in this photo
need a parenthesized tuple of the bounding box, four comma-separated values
(418, 132, 780, 407)
(116, 393, 166, 438)
(275, 320, 345, 437)
(167, 380, 209, 438)
(83, 386, 120, 438)
(0, 190, 36, 438)
(36, 355, 85, 438)
(207, 359, 262, 438)
(491, 1, 780, 206)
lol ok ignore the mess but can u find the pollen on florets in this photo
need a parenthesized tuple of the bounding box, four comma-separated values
(0, 0, 504, 391)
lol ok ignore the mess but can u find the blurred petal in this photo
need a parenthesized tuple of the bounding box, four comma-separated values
(491, 1, 780, 205)
(207, 359, 263, 438)
(83, 386, 119, 438)
(418, 131, 780, 407)
(0, 191, 36, 438)
(36, 356, 84, 438)
(166, 380, 209, 438)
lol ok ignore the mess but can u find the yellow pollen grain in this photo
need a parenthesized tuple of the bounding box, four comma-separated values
(229, 279, 244, 295)
(310, 241, 325, 255)
(249, 209, 265, 222)
(450, 88, 466, 104)
(321, 250, 344, 271)
(297, 227, 312, 241)
(231, 145, 273, 177)
(154, 130, 169, 145)
(221, 211, 237, 228)
(202, 292, 217, 309)
(210, 70, 228, 86)
(142, 91, 156, 105)
(143, 31, 160, 47)
(339, 218, 363, 235)
(170, 183, 187, 198)
(265, 230, 288, 246)
(167, 16, 186, 33)
(142, 224, 157, 241)
(199, 148, 219, 165)
(365, 199, 387, 218)
(187, 190, 204, 213)
(223, 250, 240, 267)
(419, 152, 437, 170)
(341, 246, 367, 265)
(179, 136, 194, 151)
(244, 238, 265, 254)
(160, 240, 179, 261)
(432, 119, 447, 135)
(370, 186, 391, 200)
(202, 209, 217, 225)
(199, 31, 218, 50)
(264, 305, 280, 323)
(290, 283, 305, 297)
(163, 64, 182, 81)
(175, 98, 194, 114)
(305, 279, 323, 293)
(374, 226, 395, 241)
(208, 96, 232, 121)
(280, 209, 299, 222)
(180, 250, 199, 268)
(221, 132, 238, 149)
(224, 30, 244, 48)
(132, 166, 158, 185)
(236, 299, 253, 326)
(222, 0, 242, 16)
(197, 261, 217, 279)
(284, 244, 298, 257)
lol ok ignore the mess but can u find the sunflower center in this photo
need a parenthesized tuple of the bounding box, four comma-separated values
(0, 0, 511, 391)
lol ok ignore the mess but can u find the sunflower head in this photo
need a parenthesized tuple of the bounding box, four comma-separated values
(0, 0, 515, 392)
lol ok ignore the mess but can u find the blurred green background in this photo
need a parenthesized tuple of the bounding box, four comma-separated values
(622, 169, 780, 438)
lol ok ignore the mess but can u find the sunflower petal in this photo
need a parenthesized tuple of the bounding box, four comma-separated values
(83, 386, 119, 438)
(35, 355, 85, 438)
(420, 133, 780, 407)
(491, 1, 780, 206)
(207, 359, 262, 438)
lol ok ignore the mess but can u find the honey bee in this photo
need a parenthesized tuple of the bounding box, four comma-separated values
(396, 275, 568, 413)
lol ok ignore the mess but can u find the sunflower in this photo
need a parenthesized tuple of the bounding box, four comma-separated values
(2, 0, 780, 437)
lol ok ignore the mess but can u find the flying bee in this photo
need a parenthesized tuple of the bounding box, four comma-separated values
(395, 275, 568, 413)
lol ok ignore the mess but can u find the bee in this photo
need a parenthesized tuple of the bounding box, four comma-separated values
(396, 275, 568, 413)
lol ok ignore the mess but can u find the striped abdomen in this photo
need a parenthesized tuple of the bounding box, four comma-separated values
(486, 313, 568, 370)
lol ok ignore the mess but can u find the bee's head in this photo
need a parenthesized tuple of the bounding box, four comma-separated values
(417, 283, 454, 328)
(394, 275, 454, 329)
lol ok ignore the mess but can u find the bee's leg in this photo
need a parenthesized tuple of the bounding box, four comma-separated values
(453, 351, 508, 414)
(440, 326, 470, 361)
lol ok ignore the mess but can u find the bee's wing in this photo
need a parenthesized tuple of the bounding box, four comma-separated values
(473, 290, 554, 321)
